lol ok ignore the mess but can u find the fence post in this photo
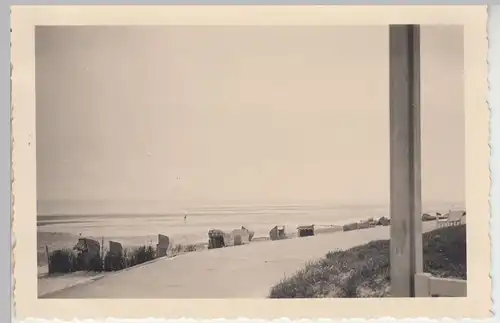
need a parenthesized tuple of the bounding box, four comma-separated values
(45, 245, 50, 273)
(101, 237, 105, 269)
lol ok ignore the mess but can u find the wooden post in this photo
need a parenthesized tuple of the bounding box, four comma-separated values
(101, 237, 104, 256)
(45, 245, 50, 273)
(389, 25, 423, 297)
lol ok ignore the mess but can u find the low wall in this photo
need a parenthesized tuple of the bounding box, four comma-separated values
(414, 273, 467, 297)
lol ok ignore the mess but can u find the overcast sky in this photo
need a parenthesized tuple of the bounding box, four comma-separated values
(35, 26, 464, 214)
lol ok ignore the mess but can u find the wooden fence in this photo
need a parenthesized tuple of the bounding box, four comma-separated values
(414, 273, 467, 297)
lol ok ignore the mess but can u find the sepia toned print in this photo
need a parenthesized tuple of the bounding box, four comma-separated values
(11, 5, 489, 320)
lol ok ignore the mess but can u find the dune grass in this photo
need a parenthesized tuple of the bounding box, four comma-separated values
(103, 251, 126, 272)
(49, 249, 104, 274)
(269, 224, 466, 298)
(125, 245, 156, 267)
(80, 253, 104, 272)
(184, 244, 198, 252)
(48, 244, 159, 274)
(170, 243, 199, 256)
(48, 242, 206, 275)
(48, 248, 78, 274)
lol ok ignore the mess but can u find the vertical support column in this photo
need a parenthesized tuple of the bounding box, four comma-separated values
(389, 25, 423, 297)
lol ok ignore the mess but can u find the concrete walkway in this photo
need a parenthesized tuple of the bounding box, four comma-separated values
(42, 222, 436, 298)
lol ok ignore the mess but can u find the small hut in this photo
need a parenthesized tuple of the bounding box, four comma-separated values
(269, 225, 286, 240)
(208, 229, 226, 249)
(297, 225, 315, 237)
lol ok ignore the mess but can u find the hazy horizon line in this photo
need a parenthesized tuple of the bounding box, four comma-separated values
(37, 200, 465, 218)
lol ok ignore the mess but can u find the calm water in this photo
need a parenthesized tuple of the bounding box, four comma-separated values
(37, 203, 461, 246)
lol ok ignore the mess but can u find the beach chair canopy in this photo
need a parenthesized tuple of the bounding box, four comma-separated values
(208, 231, 226, 249)
(269, 225, 287, 240)
(73, 238, 100, 255)
(241, 226, 255, 240)
(208, 229, 225, 238)
(297, 225, 314, 230)
(157, 234, 170, 248)
(109, 240, 123, 254)
(269, 225, 285, 233)
(297, 225, 315, 237)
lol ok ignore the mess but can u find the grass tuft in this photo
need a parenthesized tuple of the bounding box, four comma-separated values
(47, 243, 164, 275)
(126, 245, 156, 267)
(103, 251, 126, 272)
(269, 224, 466, 298)
(170, 243, 198, 256)
(48, 248, 78, 274)
(184, 244, 197, 252)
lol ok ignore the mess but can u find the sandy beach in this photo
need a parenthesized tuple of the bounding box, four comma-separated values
(40, 220, 440, 298)
(38, 204, 395, 265)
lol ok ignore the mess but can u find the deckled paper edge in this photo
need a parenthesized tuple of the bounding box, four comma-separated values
(9, 5, 494, 323)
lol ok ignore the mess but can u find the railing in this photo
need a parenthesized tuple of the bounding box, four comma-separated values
(414, 273, 467, 297)
(436, 215, 464, 229)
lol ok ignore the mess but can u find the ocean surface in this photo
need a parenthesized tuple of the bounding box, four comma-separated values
(37, 203, 462, 265)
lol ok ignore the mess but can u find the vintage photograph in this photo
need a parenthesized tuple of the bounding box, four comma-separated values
(11, 4, 491, 319)
(34, 24, 468, 299)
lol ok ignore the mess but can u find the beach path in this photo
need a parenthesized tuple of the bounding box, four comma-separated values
(42, 222, 436, 298)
